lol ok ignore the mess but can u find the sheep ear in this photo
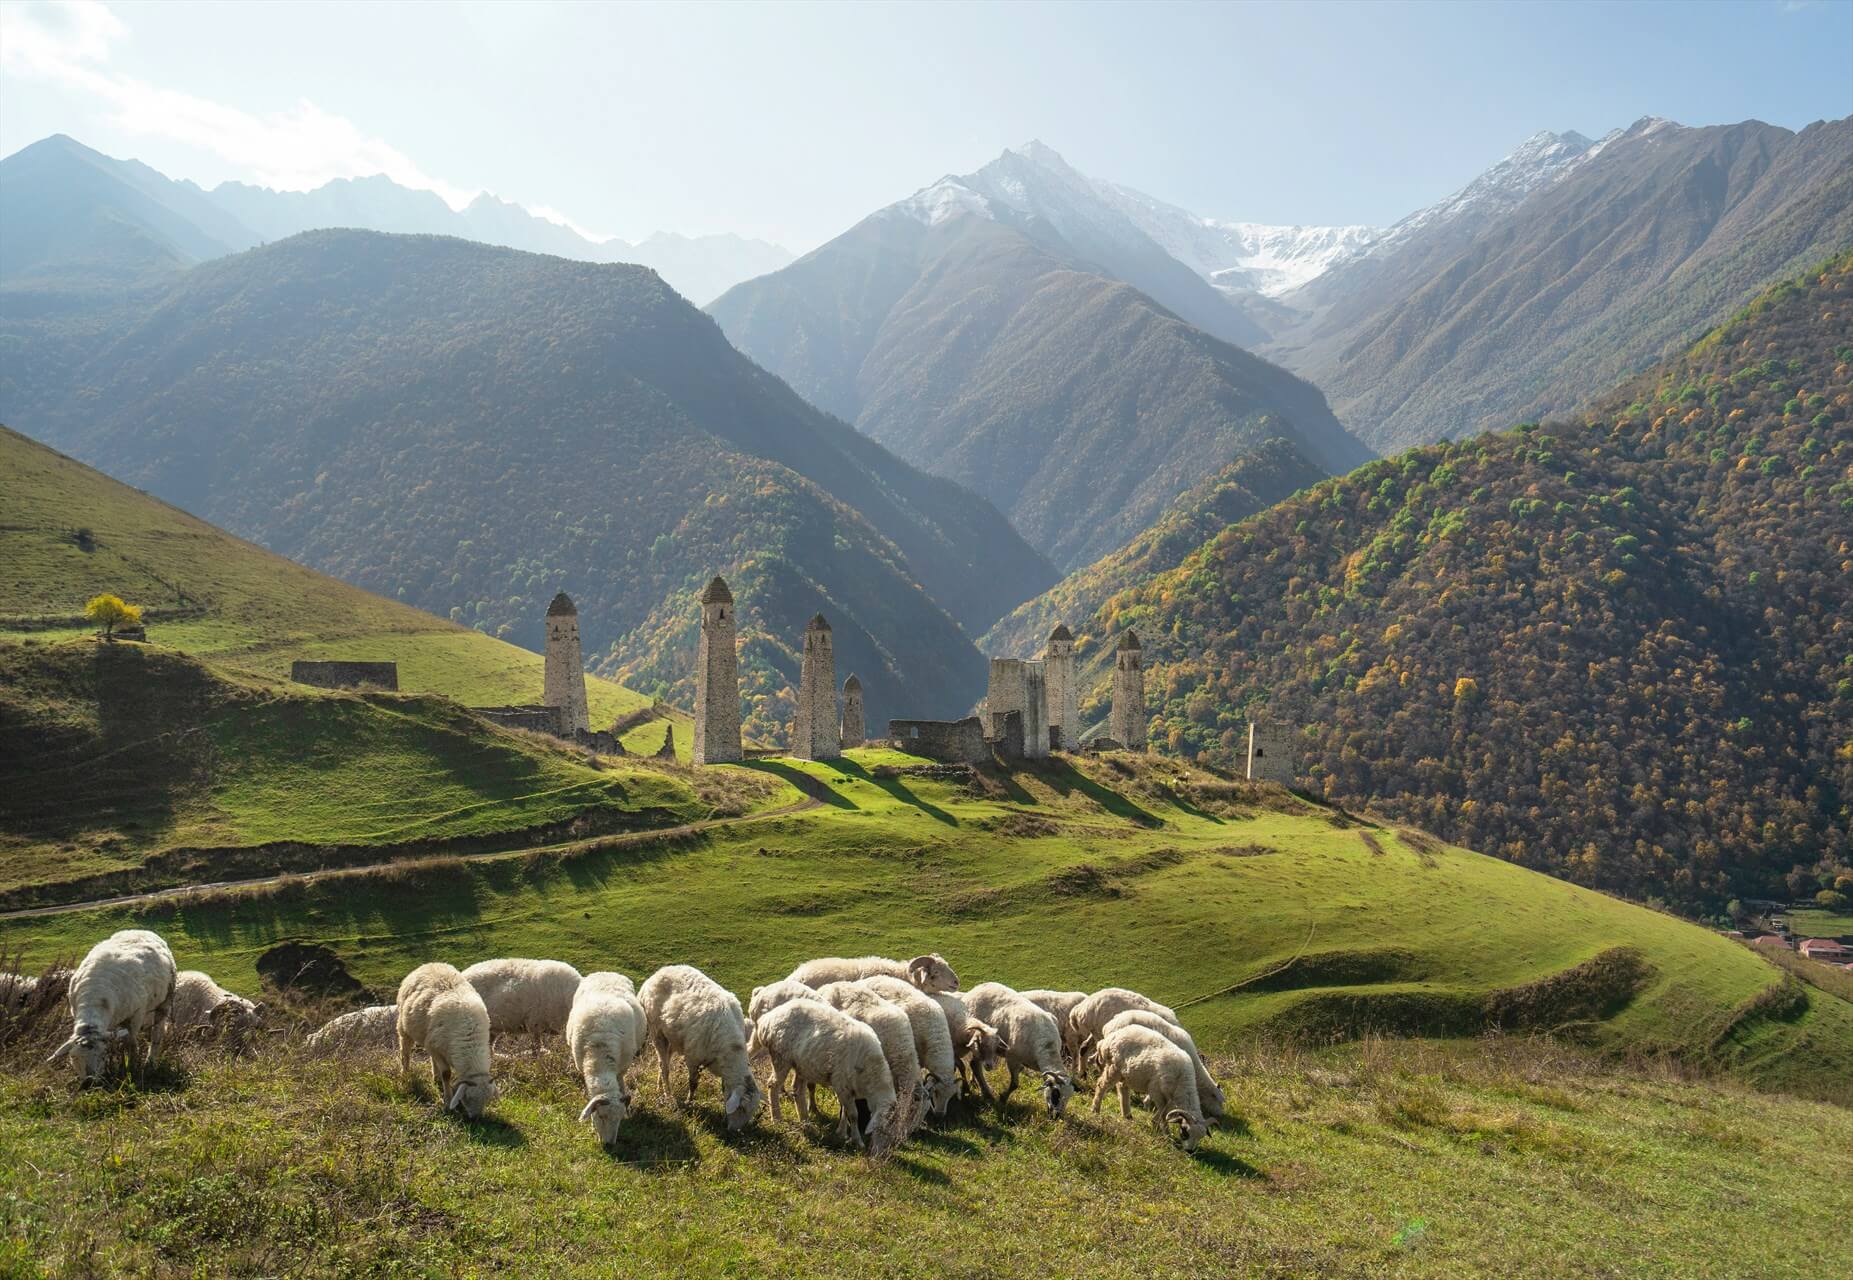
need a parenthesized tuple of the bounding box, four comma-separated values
(47, 1037, 76, 1063)
(448, 1084, 468, 1111)
(112, 1026, 132, 1041)
(725, 1084, 745, 1113)
(579, 1097, 604, 1123)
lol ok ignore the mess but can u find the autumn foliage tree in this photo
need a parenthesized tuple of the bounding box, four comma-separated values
(84, 594, 142, 639)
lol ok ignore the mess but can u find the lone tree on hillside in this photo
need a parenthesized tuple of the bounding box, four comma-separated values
(84, 593, 142, 639)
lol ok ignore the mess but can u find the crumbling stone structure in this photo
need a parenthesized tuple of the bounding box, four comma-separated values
(657, 724, 677, 759)
(889, 717, 988, 763)
(475, 705, 567, 735)
(291, 660, 398, 691)
(790, 614, 839, 760)
(986, 658, 1047, 760)
(1246, 722, 1296, 786)
(841, 675, 866, 749)
(693, 577, 742, 765)
(543, 592, 590, 735)
(1042, 624, 1078, 751)
(1109, 630, 1147, 750)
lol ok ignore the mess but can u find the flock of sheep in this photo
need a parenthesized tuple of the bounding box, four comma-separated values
(24, 928, 1227, 1156)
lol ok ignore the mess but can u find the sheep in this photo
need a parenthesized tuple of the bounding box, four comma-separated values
(925, 990, 1004, 1103)
(637, 964, 764, 1131)
(460, 958, 582, 1053)
(1069, 987, 1179, 1075)
(396, 963, 496, 1119)
(815, 982, 926, 1134)
(306, 1004, 399, 1054)
(1090, 1024, 1211, 1150)
(1098, 1009, 1225, 1122)
(1017, 988, 1088, 1068)
(47, 929, 177, 1083)
(167, 970, 264, 1050)
(787, 953, 960, 995)
(962, 982, 1074, 1117)
(747, 996, 899, 1154)
(858, 974, 961, 1116)
(565, 972, 648, 1147)
(747, 978, 825, 1024)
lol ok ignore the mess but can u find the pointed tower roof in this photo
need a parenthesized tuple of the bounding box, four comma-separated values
(547, 591, 576, 617)
(699, 576, 733, 604)
(808, 613, 831, 632)
(1118, 629, 1141, 651)
(843, 674, 862, 692)
(1048, 623, 1073, 642)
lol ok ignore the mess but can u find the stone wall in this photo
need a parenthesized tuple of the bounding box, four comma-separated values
(888, 717, 989, 763)
(290, 660, 399, 691)
(1246, 721, 1297, 786)
(473, 704, 566, 735)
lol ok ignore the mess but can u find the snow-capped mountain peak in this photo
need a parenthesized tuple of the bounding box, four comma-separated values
(894, 176, 993, 227)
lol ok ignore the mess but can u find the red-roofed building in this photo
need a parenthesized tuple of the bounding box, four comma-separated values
(1797, 938, 1853, 963)
(1750, 935, 1792, 950)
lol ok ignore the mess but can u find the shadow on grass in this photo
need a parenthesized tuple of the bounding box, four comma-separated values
(890, 1153, 953, 1185)
(741, 760, 858, 810)
(832, 760, 957, 826)
(1028, 760, 1163, 828)
(605, 1108, 702, 1170)
(1192, 1148, 1266, 1179)
(461, 1113, 526, 1148)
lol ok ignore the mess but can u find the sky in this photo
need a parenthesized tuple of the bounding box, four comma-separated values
(2, 0, 1849, 253)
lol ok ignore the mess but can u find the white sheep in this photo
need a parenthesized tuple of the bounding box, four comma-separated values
(168, 970, 264, 1048)
(859, 975, 961, 1116)
(396, 962, 496, 1118)
(461, 958, 582, 1052)
(1017, 988, 1088, 1067)
(1069, 987, 1179, 1075)
(747, 996, 899, 1154)
(1, 972, 36, 1013)
(787, 953, 960, 994)
(566, 972, 648, 1146)
(47, 929, 177, 1082)
(1090, 1023, 1211, 1150)
(925, 990, 1004, 1103)
(1098, 1008, 1225, 1121)
(637, 964, 764, 1131)
(816, 981, 926, 1134)
(307, 1004, 399, 1054)
(747, 978, 825, 1024)
(962, 982, 1075, 1117)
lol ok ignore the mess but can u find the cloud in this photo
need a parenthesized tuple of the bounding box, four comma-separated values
(1, 0, 479, 208)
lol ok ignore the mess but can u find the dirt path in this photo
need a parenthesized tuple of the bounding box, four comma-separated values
(0, 795, 823, 923)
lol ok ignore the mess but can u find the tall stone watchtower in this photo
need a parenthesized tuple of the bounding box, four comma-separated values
(1109, 629, 1146, 750)
(543, 591, 590, 735)
(841, 674, 866, 749)
(693, 576, 742, 765)
(791, 614, 840, 760)
(1246, 722, 1297, 786)
(1042, 623, 1079, 752)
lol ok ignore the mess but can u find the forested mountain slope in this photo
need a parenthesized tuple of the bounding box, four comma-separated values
(0, 232, 1054, 736)
(1272, 117, 1853, 453)
(1046, 256, 1853, 908)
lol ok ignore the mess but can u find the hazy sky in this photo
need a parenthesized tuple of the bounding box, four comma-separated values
(3, 0, 1849, 251)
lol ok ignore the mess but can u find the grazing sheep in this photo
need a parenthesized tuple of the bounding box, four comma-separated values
(637, 965, 764, 1132)
(1098, 1009, 1225, 1121)
(747, 997, 899, 1154)
(816, 982, 926, 1134)
(47, 929, 177, 1083)
(1017, 989, 1088, 1067)
(859, 974, 961, 1116)
(747, 978, 824, 1024)
(1070, 987, 1179, 1075)
(461, 958, 582, 1053)
(565, 972, 648, 1147)
(168, 970, 264, 1049)
(1090, 1024, 1210, 1150)
(925, 990, 1004, 1103)
(962, 982, 1074, 1117)
(396, 963, 496, 1119)
(307, 1004, 399, 1054)
(787, 953, 960, 994)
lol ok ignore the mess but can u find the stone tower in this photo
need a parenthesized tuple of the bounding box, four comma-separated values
(841, 675, 866, 749)
(692, 576, 742, 766)
(1246, 722, 1296, 786)
(1109, 629, 1146, 750)
(1042, 623, 1079, 752)
(791, 613, 840, 760)
(986, 657, 1048, 759)
(543, 591, 590, 734)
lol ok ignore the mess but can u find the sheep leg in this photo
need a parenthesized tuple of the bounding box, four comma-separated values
(145, 1012, 165, 1073)
(653, 1034, 674, 1095)
(768, 1062, 788, 1122)
(997, 1062, 1020, 1110)
(1118, 1081, 1133, 1121)
(399, 1032, 414, 1078)
(794, 1072, 812, 1125)
(1091, 1071, 1112, 1115)
(685, 1060, 702, 1104)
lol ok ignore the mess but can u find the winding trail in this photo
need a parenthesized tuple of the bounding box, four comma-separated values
(0, 793, 823, 923)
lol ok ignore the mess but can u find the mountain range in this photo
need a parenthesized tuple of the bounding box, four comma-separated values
(0, 135, 791, 304)
(0, 229, 1054, 737)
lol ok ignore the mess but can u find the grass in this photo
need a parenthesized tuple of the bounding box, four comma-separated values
(1782, 906, 1853, 939)
(0, 425, 683, 745)
(0, 1015, 1846, 1279)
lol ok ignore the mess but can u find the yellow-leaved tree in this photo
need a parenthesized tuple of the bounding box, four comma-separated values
(84, 594, 142, 639)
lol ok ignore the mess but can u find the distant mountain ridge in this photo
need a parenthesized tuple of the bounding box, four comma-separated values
(0, 135, 792, 304)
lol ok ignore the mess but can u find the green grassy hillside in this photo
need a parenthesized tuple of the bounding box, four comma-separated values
(0, 425, 674, 741)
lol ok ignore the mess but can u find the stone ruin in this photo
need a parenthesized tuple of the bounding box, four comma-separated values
(291, 660, 399, 691)
(887, 716, 988, 763)
(1246, 721, 1297, 786)
(978, 624, 1140, 759)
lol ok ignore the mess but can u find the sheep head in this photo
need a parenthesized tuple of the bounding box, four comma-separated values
(579, 1089, 632, 1146)
(1040, 1070, 1074, 1117)
(964, 1023, 1004, 1072)
(446, 1074, 496, 1119)
(48, 1022, 126, 1082)
(926, 1069, 961, 1115)
(1167, 1108, 1209, 1151)
(905, 954, 959, 994)
(724, 1075, 765, 1131)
